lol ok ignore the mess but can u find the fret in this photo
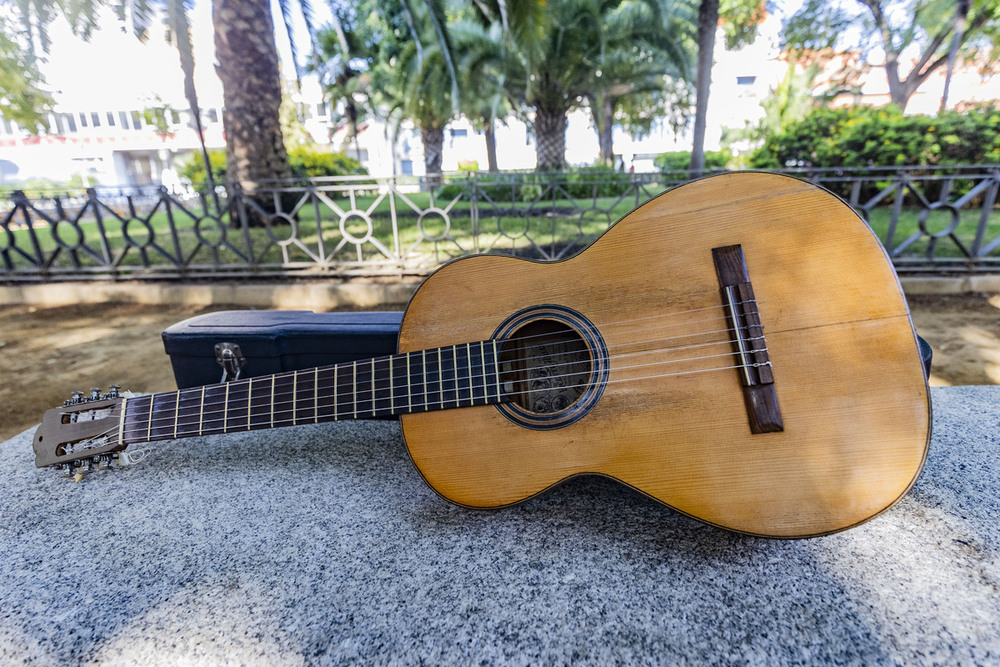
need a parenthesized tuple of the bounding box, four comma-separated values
(226, 379, 250, 434)
(352, 362, 358, 420)
(223, 383, 230, 432)
(466, 343, 474, 406)
(314, 368, 319, 424)
(199, 386, 206, 435)
(437, 348, 445, 410)
(422, 350, 429, 411)
(249, 375, 272, 430)
(271, 373, 296, 428)
(479, 341, 488, 405)
(173, 390, 180, 439)
(201, 384, 228, 435)
(491, 340, 501, 403)
(123, 395, 152, 443)
(391, 354, 411, 416)
(118, 397, 128, 445)
(370, 358, 377, 418)
(371, 356, 391, 418)
(333, 366, 339, 420)
(292, 370, 298, 426)
(149, 392, 179, 441)
(294, 367, 315, 425)
(146, 393, 153, 441)
(176, 388, 204, 438)
(406, 352, 412, 412)
(247, 378, 253, 430)
(270, 375, 276, 429)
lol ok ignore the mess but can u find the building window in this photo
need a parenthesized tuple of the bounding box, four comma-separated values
(131, 111, 143, 129)
(107, 111, 116, 126)
(736, 76, 756, 86)
(79, 112, 88, 128)
(205, 108, 218, 123)
(401, 159, 413, 176)
(119, 111, 129, 128)
(91, 112, 101, 127)
(316, 102, 327, 119)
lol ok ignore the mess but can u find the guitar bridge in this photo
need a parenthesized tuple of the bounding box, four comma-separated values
(713, 245, 783, 434)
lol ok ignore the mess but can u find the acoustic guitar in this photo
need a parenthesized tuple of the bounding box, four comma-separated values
(32, 172, 931, 538)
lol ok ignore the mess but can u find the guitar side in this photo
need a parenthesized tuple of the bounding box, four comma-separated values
(397, 172, 930, 538)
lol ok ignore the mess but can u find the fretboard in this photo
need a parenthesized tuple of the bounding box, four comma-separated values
(121, 340, 505, 444)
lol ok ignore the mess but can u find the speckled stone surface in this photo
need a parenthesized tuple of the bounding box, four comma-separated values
(1, 386, 998, 665)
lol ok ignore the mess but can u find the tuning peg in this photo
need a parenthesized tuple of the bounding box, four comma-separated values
(107, 385, 121, 399)
(89, 387, 101, 401)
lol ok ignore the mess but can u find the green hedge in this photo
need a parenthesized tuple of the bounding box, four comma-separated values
(437, 166, 639, 202)
(749, 105, 1000, 169)
(653, 150, 731, 172)
(177, 146, 367, 190)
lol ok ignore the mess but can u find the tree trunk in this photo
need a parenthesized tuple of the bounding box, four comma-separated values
(596, 96, 615, 167)
(422, 125, 444, 190)
(484, 119, 499, 173)
(940, 0, 969, 113)
(213, 0, 291, 225)
(534, 107, 567, 170)
(690, 0, 719, 177)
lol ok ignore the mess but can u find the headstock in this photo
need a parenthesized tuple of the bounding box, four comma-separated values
(33, 385, 131, 477)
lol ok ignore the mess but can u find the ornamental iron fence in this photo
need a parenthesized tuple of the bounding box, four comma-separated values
(2, 165, 999, 281)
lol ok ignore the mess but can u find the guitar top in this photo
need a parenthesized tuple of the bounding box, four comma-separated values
(33, 172, 930, 538)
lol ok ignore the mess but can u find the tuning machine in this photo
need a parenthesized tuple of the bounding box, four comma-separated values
(64, 384, 124, 406)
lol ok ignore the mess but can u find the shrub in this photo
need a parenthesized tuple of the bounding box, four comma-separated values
(653, 150, 731, 173)
(176, 146, 367, 190)
(749, 104, 1000, 169)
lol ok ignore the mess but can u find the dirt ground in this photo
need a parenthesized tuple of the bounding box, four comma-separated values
(1, 294, 998, 442)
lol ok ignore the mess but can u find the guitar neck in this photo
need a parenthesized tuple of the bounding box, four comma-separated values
(121, 340, 505, 444)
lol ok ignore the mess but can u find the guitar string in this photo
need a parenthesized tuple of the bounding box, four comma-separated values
(112, 327, 762, 432)
(72, 356, 772, 456)
(110, 336, 770, 438)
(61, 302, 770, 453)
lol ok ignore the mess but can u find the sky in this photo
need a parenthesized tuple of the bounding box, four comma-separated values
(36, 0, 335, 113)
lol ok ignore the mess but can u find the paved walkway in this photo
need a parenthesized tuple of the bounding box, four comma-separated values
(1, 386, 998, 664)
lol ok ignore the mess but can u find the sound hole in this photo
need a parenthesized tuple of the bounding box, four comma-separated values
(499, 319, 592, 414)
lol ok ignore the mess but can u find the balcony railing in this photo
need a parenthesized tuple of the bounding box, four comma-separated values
(2, 165, 998, 281)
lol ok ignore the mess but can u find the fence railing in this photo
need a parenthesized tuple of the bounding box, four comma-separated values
(2, 165, 999, 281)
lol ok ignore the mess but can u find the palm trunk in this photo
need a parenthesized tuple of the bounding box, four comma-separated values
(422, 126, 444, 190)
(690, 0, 719, 177)
(213, 0, 292, 224)
(484, 119, 499, 173)
(596, 97, 615, 167)
(534, 107, 567, 170)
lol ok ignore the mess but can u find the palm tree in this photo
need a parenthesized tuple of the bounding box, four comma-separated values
(213, 0, 293, 196)
(689, 0, 718, 176)
(450, 20, 509, 172)
(393, 38, 456, 188)
(588, 0, 693, 166)
(501, 0, 608, 170)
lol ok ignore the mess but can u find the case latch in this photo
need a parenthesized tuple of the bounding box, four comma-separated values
(215, 342, 247, 382)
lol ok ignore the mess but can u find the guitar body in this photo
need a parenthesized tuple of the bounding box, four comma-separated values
(398, 172, 930, 538)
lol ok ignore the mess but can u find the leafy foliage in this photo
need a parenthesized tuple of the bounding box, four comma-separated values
(654, 150, 731, 172)
(782, 0, 1000, 109)
(0, 18, 53, 133)
(748, 104, 1000, 168)
(178, 146, 366, 189)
